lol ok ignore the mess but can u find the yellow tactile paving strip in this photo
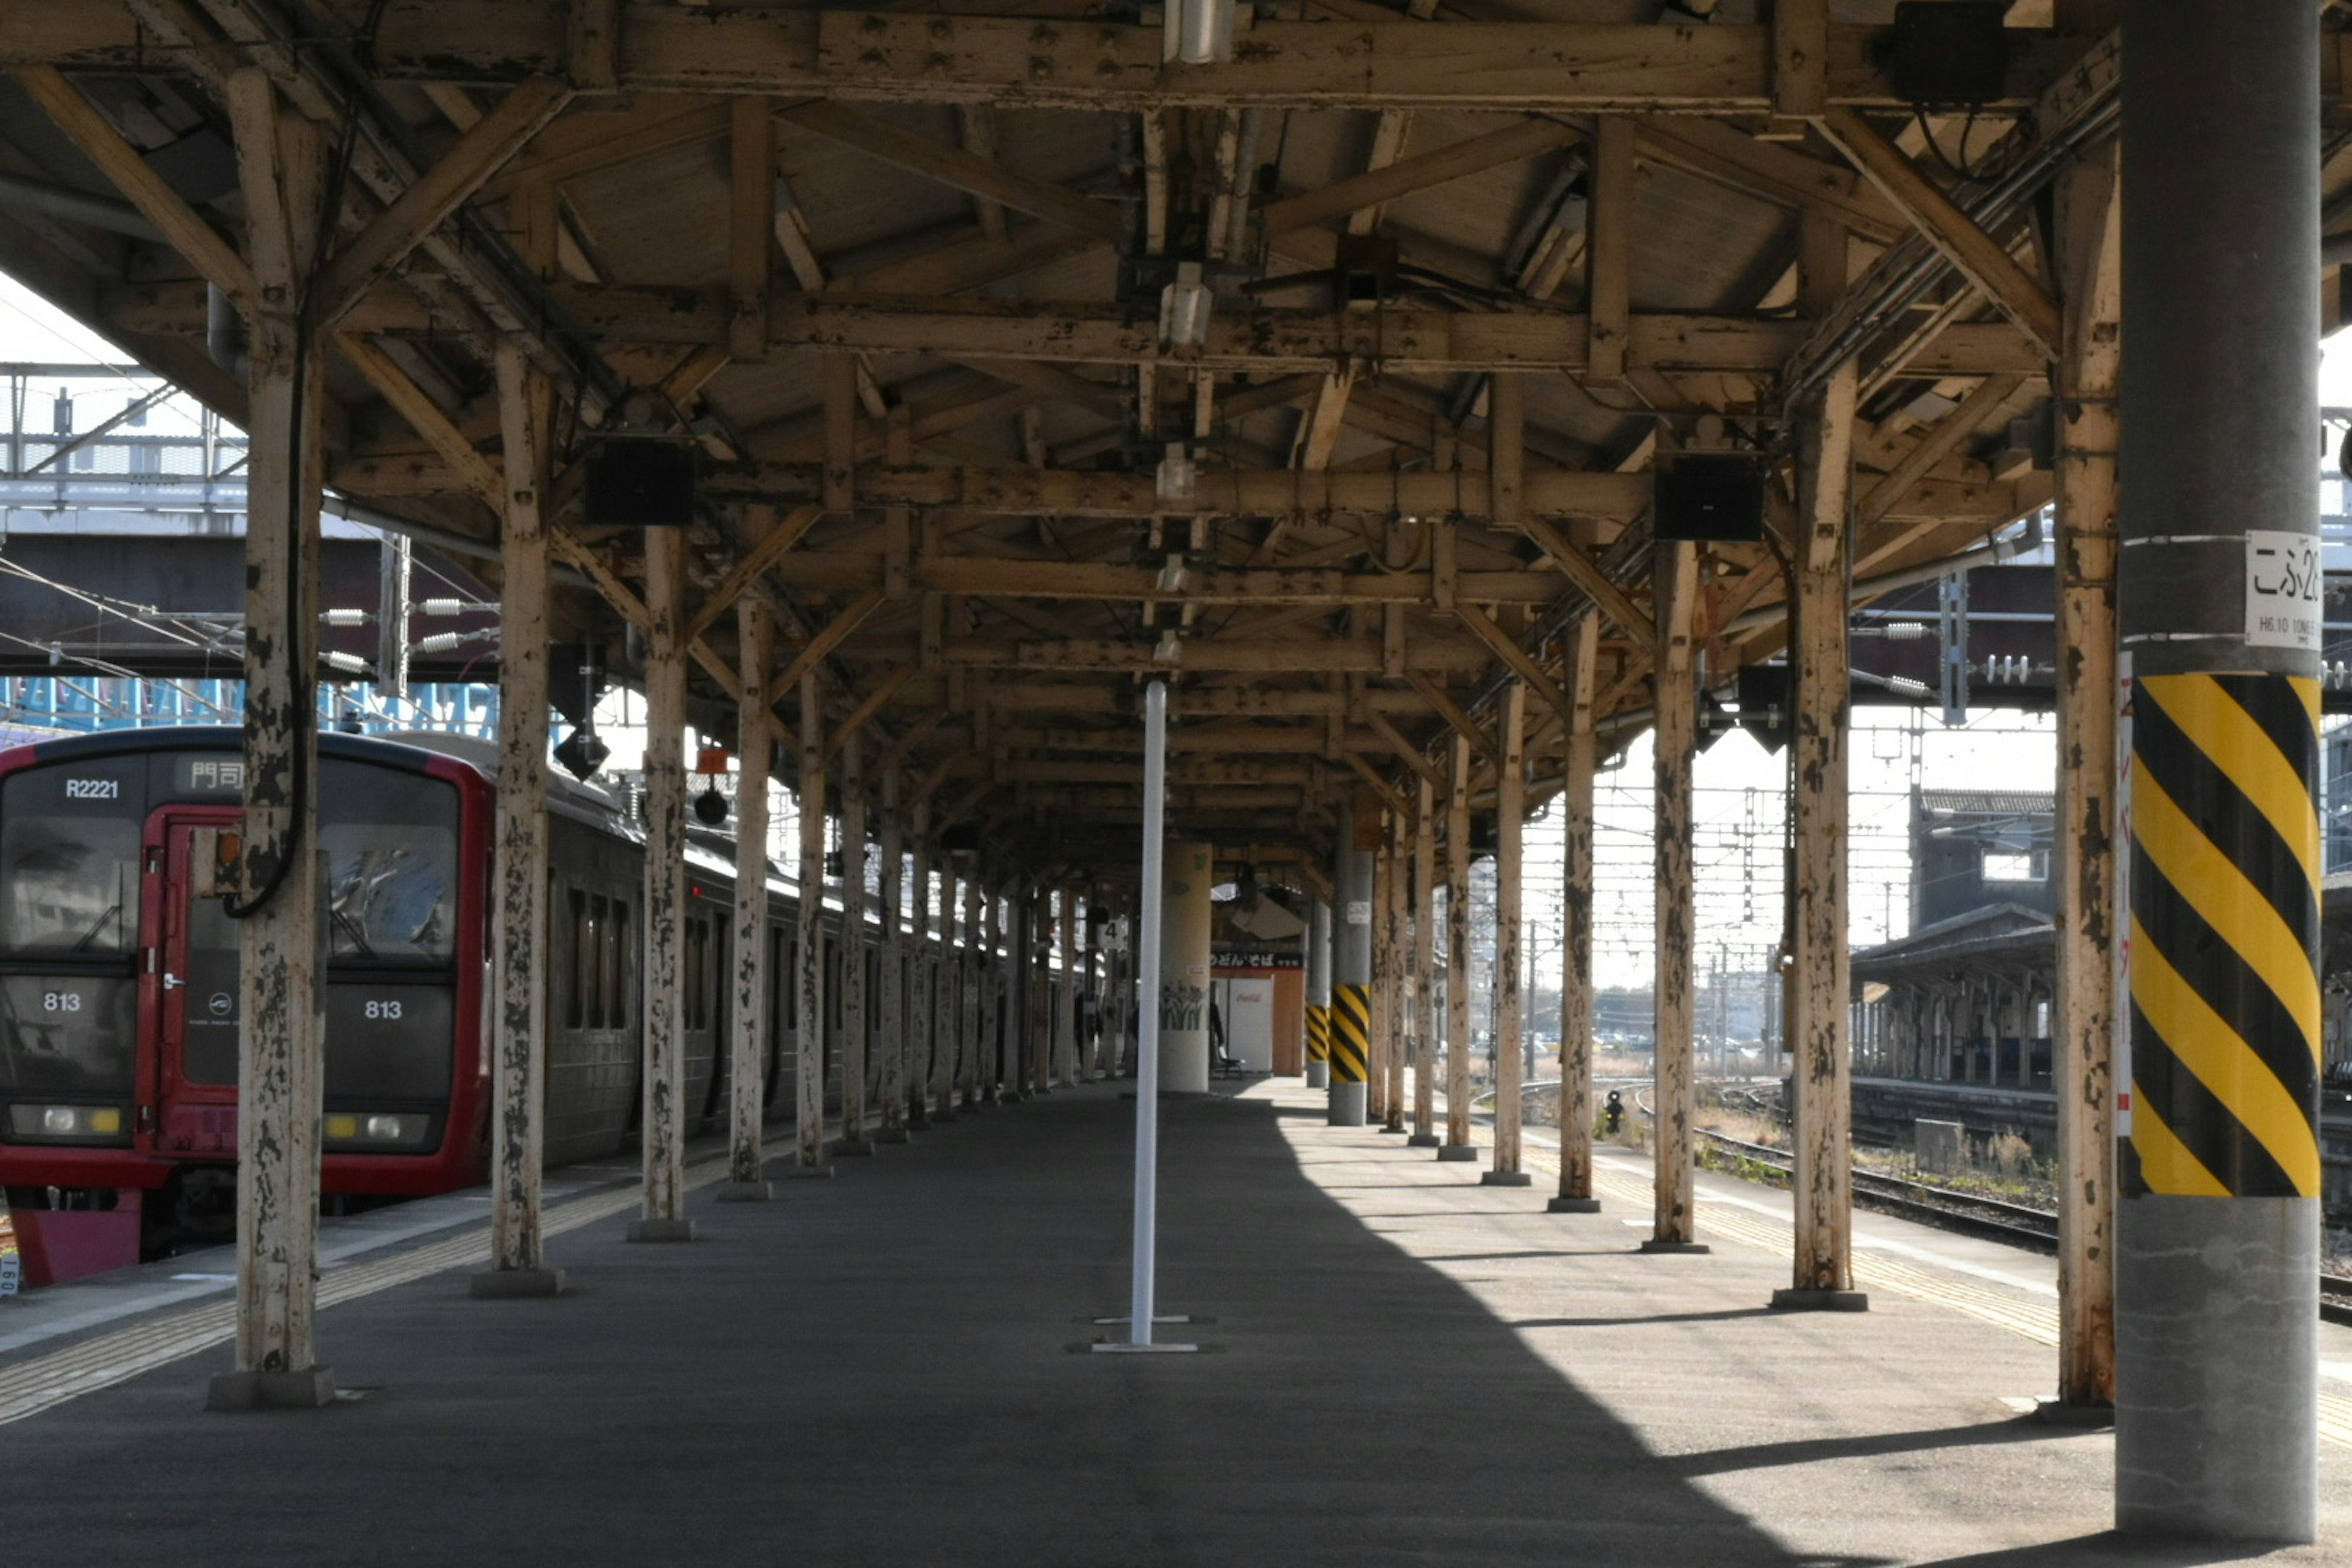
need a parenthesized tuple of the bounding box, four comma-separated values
(1482, 1126, 2352, 1451)
(0, 1154, 729, 1427)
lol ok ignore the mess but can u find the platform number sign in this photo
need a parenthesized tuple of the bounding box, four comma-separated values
(0, 1207, 19, 1298)
(2245, 530, 2322, 652)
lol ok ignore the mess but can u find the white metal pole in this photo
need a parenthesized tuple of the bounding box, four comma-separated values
(1128, 679, 1168, 1348)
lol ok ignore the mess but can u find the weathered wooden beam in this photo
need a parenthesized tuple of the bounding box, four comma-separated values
(1772, 0, 1828, 119)
(333, 332, 503, 505)
(1649, 540, 1700, 1251)
(1260, 114, 1581, 236)
(795, 669, 830, 1173)
(823, 665, 918, 768)
(315, 75, 573, 326)
(764, 590, 887, 704)
(687, 502, 824, 642)
(1401, 673, 1502, 771)
(1815, 105, 2062, 361)
(727, 593, 776, 1196)
(1452, 604, 1575, 726)
(1632, 115, 1904, 244)
(780, 100, 1125, 239)
(14, 64, 257, 308)
(1585, 118, 1634, 390)
(1856, 373, 2024, 529)
(635, 526, 693, 1237)
(729, 96, 775, 363)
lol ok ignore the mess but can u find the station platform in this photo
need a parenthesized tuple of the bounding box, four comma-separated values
(1, 1079, 2346, 1566)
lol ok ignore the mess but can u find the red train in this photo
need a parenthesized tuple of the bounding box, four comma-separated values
(0, 725, 837, 1286)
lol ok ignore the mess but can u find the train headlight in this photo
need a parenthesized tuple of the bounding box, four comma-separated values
(6, 1103, 131, 1144)
(322, 1112, 432, 1150)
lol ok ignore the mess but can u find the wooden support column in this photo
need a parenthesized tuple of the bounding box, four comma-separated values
(824, 352, 858, 516)
(720, 594, 778, 1197)
(212, 69, 332, 1409)
(1550, 616, 1604, 1213)
(1383, 813, 1409, 1133)
(836, 733, 873, 1154)
(934, 854, 962, 1122)
(630, 527, 693, 1239)
(1485, 680, 1531, 1186)
(876, 768, 908, 1140)
(1645, 542, 1706, 1253)
(980, 886, 1003, 1102)
(1777, 348, 1864, 1306)
(729, 97, 774, 363)
(1409, 777, 1439, 1146)
(2051, 135, 2120, 1410)
(962, 878, 984, 1107)
(477, 342, 565, 1291)
(908, 804, 936, 1128)
(795, 671, 832, 1175)
(1586, 118, 1634, 391)
(1056, 886, 1079, 1087)
(1439, 736, 1477, 1161)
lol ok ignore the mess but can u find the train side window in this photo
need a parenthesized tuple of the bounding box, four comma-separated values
(683, 917, 705, 1033)
(567, 889, 589, 1029)
(605, 899, 629, 1030)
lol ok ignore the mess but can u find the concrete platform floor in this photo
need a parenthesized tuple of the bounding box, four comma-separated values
(1, 1079, 2346, 1566)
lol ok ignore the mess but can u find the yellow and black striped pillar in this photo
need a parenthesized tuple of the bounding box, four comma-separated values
(1304, 1004, 1330, 1072)
(1329, 984, 1371, 1090)
(2127, 673, 2320, 1203)
(2114, 5, 2322, 1537)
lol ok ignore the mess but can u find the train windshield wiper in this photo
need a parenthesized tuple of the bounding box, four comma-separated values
(70, 902, 121, 953)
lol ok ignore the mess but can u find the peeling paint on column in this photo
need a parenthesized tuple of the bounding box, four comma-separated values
(1492, 680, 1526, 1173)
(1445, 736, 1473, 1147)
(797, 670, 828, 1170)
(878, 771, 906, 1134)
(731, 596, 774, 1186)
(641, 527, 689, 1220)
(1652, 543, 1700, 1246)
(1412, 780, 1438, 1139)
(838, 733, 869, 1143)
(1558, 616, 1600, 1203)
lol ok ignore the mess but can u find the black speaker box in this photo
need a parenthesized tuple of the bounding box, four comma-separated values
(1653, 454, 1764, 543)
(1886, 2, 2010, 107)
(583, 439, 698, 529)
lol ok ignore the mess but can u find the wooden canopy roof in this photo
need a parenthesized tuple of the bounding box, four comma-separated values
(0, 0, 2296, 889)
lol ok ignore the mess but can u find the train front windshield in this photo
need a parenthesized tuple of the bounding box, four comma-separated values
(0, 747, 464, 1151)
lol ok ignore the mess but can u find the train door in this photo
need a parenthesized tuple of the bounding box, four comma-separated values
(144, 807, 243, 1158)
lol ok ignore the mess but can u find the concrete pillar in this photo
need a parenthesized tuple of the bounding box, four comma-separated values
(794, 673, 832, 1176)
(2050, 131, 2121, 1412)
(1382, 812, 1409, 1133)
(212, 72, 331, 1409)
(1645, 541, 1706, 1254)
(2117, 1, 2321, 1540)
(1303, 900, 1332, 1087)
(1551, 617, 1603, 1212)
(1161, 842, 1214, 1095)
(1777, 345, 1864, 1310)
(477, 342, 565, 1289)
(715, 589, 778, 1202)
(1486, 682, 1531, 1187)
(836, 734, 872, 1153)
(1366, 839, 1392, 1128)
(1329, 813, 1372, 1126)
(1410, 778, 1441, 1147)
(1439, 737, 1477, 1159)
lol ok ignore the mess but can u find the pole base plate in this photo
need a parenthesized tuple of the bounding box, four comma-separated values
(2032, 1396, 2114, 1428)
(1406, 1133, 1442, 1147)
(1769, 1287, 1869, 1313)
(625, 1218, 697, 1243)
(469, 1267, 567, 1298)
(1379, 1125, 1409, 1135)
(1090, 1341, 1199, 1355)
(1435, 1144, 1480, 1162)
(1546, 1196, 1603, 1214)
(714, 1181, 776, 1204)
(206, 1365, 335, 1411)
(1637, 1238, 1711, 1255)
(1480, 1169, 1534, 1187)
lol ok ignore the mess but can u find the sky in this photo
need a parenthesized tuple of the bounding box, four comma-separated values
(3, 271, 2345, 985)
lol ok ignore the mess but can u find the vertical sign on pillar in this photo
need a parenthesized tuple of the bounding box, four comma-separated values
(1645, 542, 1707, 1254)
(2117, 7, 2321, 1538)
(632, 528, 693, 1241)
(477, 342, 565, 1292)
(721, 586, 777, 1200)
(213, 69, 332, 1409)
(796, 672, 832, 1176)
(1550, 617, 1603, 1212)
(1485, 682, 1531, 1188)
